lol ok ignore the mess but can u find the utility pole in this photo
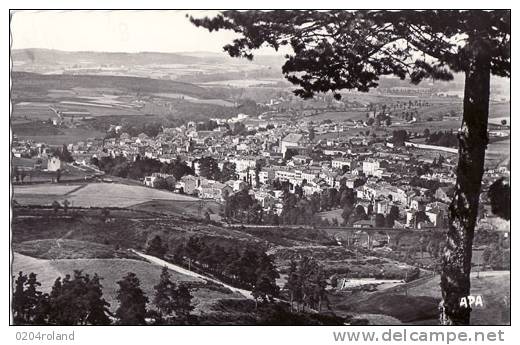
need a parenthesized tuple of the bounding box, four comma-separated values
(198, 199, 204, 218)
(476, 250, 481, 279)
(404, 270, 408, 296)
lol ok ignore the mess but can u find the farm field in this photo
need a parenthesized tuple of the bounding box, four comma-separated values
(14, 184, 83, 195)
(11, 72, 212, 101)
(13, 182, 198, 208)
(199, 79, 283, 87)
(12, 253, 244, 314)
(489, 102, 511, 118)
(65, 183, 198, 207)
(153, 93, 235, 107)
(486, 138, 510, 158)
(10, 71, 244, 145)
(13, 127, 106, 145)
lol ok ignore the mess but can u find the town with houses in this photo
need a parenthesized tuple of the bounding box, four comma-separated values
(11, 103, 510, 232)
(9, 10, 510, 327)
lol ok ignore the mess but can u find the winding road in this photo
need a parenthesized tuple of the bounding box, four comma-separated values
(131, 250, 253, 299)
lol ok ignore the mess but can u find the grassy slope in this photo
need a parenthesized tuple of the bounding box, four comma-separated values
(130, 199, 223, 221)
(405, 271, 510, 325)
(12, 239, 140, 260)
(12, 209, 258, 255)
(12, 253, 243, 314)
(332, 271, 510, 325)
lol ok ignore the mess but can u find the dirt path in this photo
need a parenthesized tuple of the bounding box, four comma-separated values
(63, 184, 88, 196)
(131, 250, 253, 299)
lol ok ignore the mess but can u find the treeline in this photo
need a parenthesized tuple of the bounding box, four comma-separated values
(148, 235, 279, 302)
(425, 131, 458, 148)
(284, 257, 328, 312)
(482, 243, 510, 270)
(12, 268, 195, 325)
(223, 179, 362, 226)
(198, 157, 237, 182)
(195, 120, 275, 138)
(91, 156, 194, 181)
(104, 123, 164, 139)
(52, 145, 74, 163)
(224, 189, 264, 224)
(341, 203, 400, 227)
(279, 182, 358, 226)
(409, 176, 446, 191)
(392, 130, 410, 146)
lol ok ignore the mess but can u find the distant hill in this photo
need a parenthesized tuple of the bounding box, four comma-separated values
(12, 48, 211, 66)
(11, 48, 508, 99)
(11, 48, 285, 70)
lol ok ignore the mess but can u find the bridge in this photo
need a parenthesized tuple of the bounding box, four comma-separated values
(224, 223, 447, 250)
(318, 227, 446, 249)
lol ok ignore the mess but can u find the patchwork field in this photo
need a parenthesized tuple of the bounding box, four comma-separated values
(153, 93, 235, 107)
(200, 79, 283, 87)
(13, 182, 197, 207)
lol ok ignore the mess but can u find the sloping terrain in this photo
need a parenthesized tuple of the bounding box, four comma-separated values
(329, 271, 510, 325)
(12, 252, 244, 314)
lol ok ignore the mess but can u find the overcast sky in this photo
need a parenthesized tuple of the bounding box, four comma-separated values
(10, 10, 283, 55)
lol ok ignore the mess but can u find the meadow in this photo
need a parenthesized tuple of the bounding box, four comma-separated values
(13, 182, 198, 208)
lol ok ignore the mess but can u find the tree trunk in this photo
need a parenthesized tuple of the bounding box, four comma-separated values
(440, 52, 490, 325)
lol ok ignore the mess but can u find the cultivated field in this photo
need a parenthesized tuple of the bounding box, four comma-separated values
(199, 79, 283, 87)
(14, 184, 83, 195)
(65, 183, 197, 207)
(13, 182, 197, 208)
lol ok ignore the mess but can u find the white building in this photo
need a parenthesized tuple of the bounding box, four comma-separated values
(281, 133, 304, 155)
(332, 158, 355, 171)
(362, 159, 380, 176)
(232, 157, 257, 172)
(47, 156, 62, 172)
